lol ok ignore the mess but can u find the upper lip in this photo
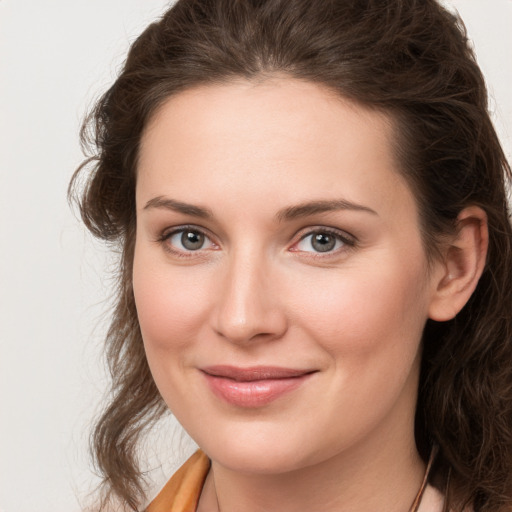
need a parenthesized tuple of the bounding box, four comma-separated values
(201, 365, 316, 382)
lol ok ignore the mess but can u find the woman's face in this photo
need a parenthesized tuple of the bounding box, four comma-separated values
(134, 79, 443, 474)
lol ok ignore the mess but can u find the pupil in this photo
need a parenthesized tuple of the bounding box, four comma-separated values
(312, 233, 335, 252)
(182, 231, 204, 250)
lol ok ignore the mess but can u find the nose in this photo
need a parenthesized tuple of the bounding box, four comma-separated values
(211, 251, 288, 344)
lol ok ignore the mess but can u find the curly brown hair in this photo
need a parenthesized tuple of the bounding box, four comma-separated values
(70, 0, 512, 510)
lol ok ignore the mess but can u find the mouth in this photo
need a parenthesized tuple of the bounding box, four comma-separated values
(200, 365, 317, 407)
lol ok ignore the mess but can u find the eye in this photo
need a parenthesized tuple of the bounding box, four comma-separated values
(294, 229, 354, 254)
(162, 227, 216, 253)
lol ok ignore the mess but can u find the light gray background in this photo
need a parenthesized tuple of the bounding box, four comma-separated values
(1, 1, 511, 511)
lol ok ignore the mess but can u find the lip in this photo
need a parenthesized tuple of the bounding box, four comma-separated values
(200, 365, 316, 407)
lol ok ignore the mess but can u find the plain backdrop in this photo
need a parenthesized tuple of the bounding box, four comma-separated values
(0, 1, 511, 511)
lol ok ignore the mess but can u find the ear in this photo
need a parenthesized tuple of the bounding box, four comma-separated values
(428, 206, 488, 322)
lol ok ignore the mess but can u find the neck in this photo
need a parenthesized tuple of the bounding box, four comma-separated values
(197, 418, 425, 512)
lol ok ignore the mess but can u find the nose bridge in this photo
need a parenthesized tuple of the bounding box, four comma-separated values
(212, 245, 286, 343)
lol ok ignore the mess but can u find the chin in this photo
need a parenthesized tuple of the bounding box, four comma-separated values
(191, 420, 326, 475)
(209, 445, 309, 475)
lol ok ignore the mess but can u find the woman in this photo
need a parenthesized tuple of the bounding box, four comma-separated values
(71, 0, 512, 511)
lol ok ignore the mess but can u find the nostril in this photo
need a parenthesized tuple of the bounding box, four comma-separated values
(213, 310, 288, 345)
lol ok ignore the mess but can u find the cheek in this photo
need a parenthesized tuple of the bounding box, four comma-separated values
(289, 254, 430, 362)
(132, 250, 208, 356)
(283, 254, 430, 440)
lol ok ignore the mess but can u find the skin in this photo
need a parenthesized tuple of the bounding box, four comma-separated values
(133, 78, 487, 512)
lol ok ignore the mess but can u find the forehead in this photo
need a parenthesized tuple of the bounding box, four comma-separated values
(137, 78, 414, 221)
(141, 77, 395, 163)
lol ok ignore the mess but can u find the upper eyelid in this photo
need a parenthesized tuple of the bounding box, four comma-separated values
(289, 227, 357, 257)
(157, 226, 218, 258)
(294, 225, 356, 242)
(160, 224, 214, 240)
(157, 225, 218, 253)
(156, 224, 357, 248)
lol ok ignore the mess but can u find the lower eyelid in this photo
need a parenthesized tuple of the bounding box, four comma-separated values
(295, 235, 343, 253)
(159, 227, 217, 252)
(156, 226, 355, 255)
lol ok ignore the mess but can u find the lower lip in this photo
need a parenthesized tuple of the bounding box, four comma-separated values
(202, 373, 312, 407)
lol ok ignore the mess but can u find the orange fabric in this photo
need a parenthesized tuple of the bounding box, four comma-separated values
(147, 450, 210, 512)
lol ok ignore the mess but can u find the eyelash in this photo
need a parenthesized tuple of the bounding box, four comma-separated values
(157, 225, 356, 258)
(157, 225, 218, 258)
(292, 227, 356, 257)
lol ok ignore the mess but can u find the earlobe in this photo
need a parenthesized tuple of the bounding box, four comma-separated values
(428, 206, 488, 322)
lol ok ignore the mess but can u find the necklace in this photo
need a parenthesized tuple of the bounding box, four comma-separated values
(209, 446, 441, 512)
(409, 445, 439, 512)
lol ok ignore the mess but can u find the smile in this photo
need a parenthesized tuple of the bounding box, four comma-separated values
(200, 366, 317, 407)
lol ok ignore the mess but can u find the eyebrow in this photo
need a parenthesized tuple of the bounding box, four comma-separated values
(143, 196, 377, 220)
(276, 199, 378, 221)
(143, 196, 213, 218)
